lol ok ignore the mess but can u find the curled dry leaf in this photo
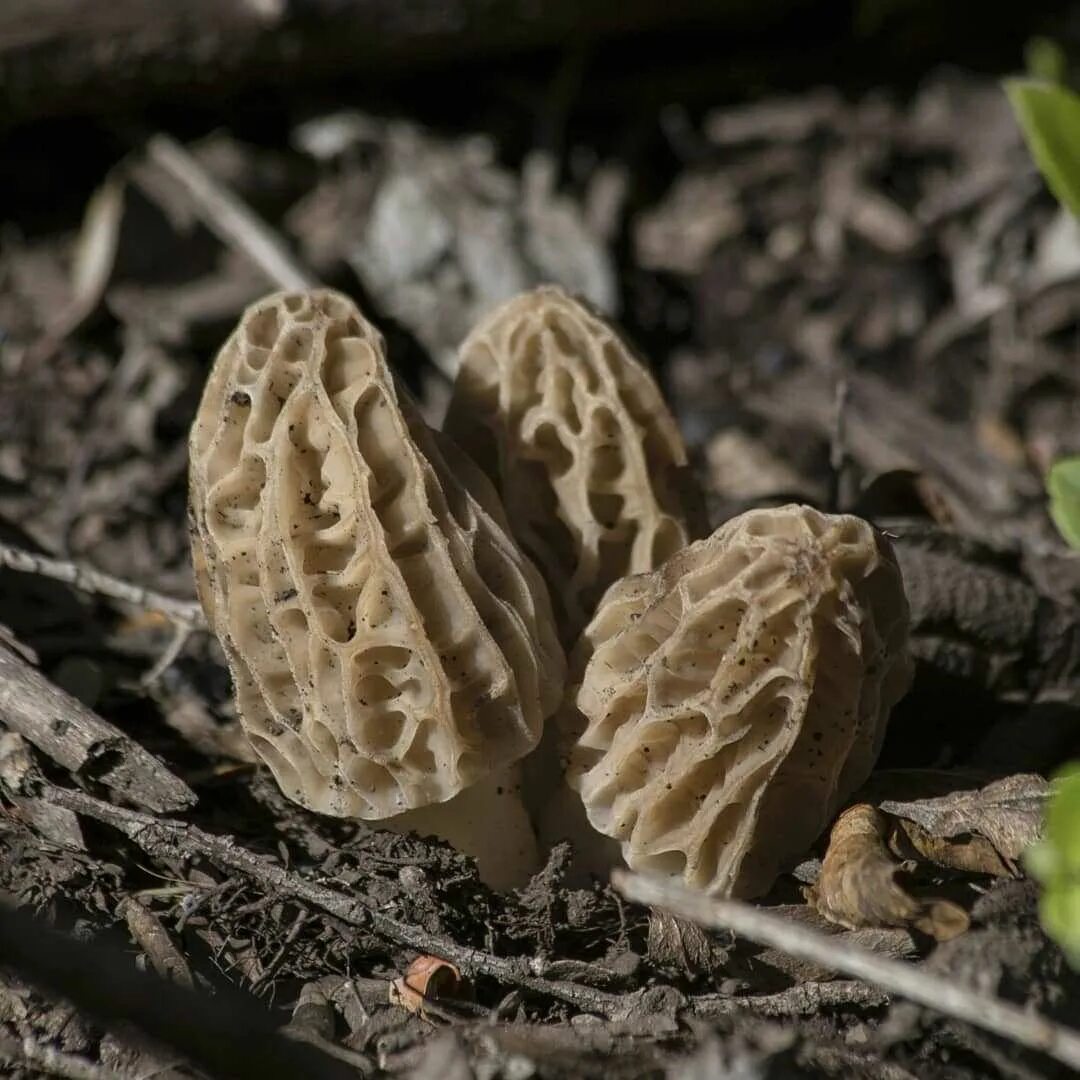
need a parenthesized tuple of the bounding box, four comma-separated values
(389, 955, 469, 1017)
(565, 505, 912, 898)
(805, 804, 969, 942)
(879, 773, 1047, 866)
(445, 285, 703, 643)
(188, 289, 565, 888)
(889, 815, 1015, 878)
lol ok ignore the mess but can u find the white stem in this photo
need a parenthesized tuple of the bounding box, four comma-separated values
(381, 764, 539, 890)
(537, 779, 624, 886)
(525, 722, 624, 886)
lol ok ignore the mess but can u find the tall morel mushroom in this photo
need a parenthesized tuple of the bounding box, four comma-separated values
(188, 289, 565, 889)
(563, 504, 913, 898)
(445, 285, 703, 644)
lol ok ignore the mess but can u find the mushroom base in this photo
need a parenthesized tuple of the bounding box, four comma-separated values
(381, 764, 539, 891)
(524, 726, 624, 887)
(537, 781, 625, 887)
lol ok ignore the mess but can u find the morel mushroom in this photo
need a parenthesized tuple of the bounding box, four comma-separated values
(445, 285, 702, 644)
(188, 289, 565, 889)
(563, 504, 913, 898)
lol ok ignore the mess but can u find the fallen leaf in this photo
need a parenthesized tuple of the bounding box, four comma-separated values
(889, 815, 1014, 877)
(805, 804, 969, 941)
(27, 168, 126, 363)
(879, 773, 1047, 863)
(647, 910, 727, 979)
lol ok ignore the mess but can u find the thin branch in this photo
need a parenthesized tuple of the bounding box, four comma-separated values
(613, 871, 1080, 1073)
(0, 1033, 123, 1080)
(117, 896, 195, 989)
(42, 783, 628, 1018)
(145, 133, 318, 293)
(691, 978, 886, 1018)
(140, 622, 196, 687)
(0, 540, 205, 628)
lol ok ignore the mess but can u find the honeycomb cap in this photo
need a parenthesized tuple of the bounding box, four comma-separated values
(445, 285, 703, 643)
(189, 289, 565, 820)
(565, 504, 912, 898)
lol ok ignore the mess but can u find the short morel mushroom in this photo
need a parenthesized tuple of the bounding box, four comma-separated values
(562, 504, 913, 898)
(188, 289, 565, 889)
(445, 285, 703, 644)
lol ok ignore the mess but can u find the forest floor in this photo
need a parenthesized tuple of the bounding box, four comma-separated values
(3, 63, 1080, 1079)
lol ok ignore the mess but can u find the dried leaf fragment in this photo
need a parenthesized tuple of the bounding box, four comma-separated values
(879, 773, 1047, 864)
(647, 910, 727, 979)
(805, 804, 969, 942)
(188, 289, 565, 885)
(389, 955, 469, 1017)
(566, 505, 912, 898)
(889, 815, 1015, 878)
(445, 285, 702, 642)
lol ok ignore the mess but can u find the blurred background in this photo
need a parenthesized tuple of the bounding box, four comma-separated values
(4, 0, 1080, 595)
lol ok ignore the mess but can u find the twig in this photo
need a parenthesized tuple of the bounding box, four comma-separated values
(117, 896, 195, 989)
(828, 375, 849, 513)
(691, 978, 886, 1018)
(0, 902, 359, 1080)
(0, 540, 205, 628)
(613, 871, 1080, 1073)
(0, 1032, 123, 1080)
(0, 646, 196, 813)
(250, 907, 310, 994)
(145, 133, 318, 293)
(43, 784, 629, 1018)
(140, 622, 195, 687)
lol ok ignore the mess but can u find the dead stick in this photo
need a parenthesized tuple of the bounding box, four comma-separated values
(613, 870, 1080, 1072)
(691, 978, 885, 1017)
(0, 0, 726, 128)
(43, 783, 627, 1017)
(0, 646, 196, 813)
(117, 895, 195, 988)
(0, 540, 204, 628)
(145, 134, 318, 293)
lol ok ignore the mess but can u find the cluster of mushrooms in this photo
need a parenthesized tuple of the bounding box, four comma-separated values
(188, 286, 913, 895)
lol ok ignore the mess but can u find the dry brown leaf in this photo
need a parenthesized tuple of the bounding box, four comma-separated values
(389, 955, 471, 1018)
(647, 911, 726, 978)
(804, 804, 969, 942)
(888, 815, 1013, 878)
(879, 773, 1047, 864)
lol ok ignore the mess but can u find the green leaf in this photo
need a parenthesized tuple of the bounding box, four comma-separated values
(1005, 78, 1080, 219)
(1025, 36, 1067, 85)
(1048, 457, 1080, 550)
(1028, 763, 1080, 967)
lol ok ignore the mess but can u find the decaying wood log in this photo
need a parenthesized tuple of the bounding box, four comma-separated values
(0, 644, 195, 812)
